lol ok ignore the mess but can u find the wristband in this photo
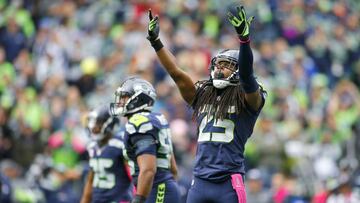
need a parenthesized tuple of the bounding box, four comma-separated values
(150, 39, 164, 52)
(132, 194, 147, 203)
(238, 37, 250, 44)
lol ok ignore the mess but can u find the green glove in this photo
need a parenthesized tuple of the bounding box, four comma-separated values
(146, 9, 163, 51)
(227, 6, 254, 40)
(147, 9, 160, 42)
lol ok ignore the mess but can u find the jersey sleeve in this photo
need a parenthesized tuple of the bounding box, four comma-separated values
(125, 114, 159, 157)
(256, 86, 267, 112)
(245, 85, 267, 115)
(129, 134, 157, 157)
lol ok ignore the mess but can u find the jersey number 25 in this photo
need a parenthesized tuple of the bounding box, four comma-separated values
(89, 158, 115, 189)
(198, 115, 235, 143)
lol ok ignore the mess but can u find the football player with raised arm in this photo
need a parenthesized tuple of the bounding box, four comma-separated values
(146, 5, 266, 203)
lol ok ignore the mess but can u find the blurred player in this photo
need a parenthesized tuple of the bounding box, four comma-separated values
(0, 172, 12, 203)
(110, 76, 180, 203)
(80, 105, 133, 203)
(147, 4, 266, 203)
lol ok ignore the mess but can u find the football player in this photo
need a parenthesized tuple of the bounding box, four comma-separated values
(80, 105, 133, 203)
(147, 5, 266, 203)
(110, 76, 180, 203)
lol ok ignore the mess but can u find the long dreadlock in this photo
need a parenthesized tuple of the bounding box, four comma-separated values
(191, 79, 246, 121)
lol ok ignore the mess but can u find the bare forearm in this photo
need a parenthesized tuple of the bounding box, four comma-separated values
(80, 172, 93, 203)
(156, 48, 196, 104)
(156, 48, 184, 81)
(146, 9, 195, 103)
(136, 170, 155, 197)
(80, 193, 91, 203)
(170, 154, 178, 180)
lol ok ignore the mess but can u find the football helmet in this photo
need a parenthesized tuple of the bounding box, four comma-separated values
(110, 76, 156, 116)
(210, 49, 240, 89)
(87, 105, 119, 141)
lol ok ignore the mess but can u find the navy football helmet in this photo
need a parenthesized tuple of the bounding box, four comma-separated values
(209, 49, 240, 89)
(110, 76, 156, 116)
(87, 105, 119, 141)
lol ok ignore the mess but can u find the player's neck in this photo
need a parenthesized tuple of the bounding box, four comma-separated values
(99, 135, 111, 147)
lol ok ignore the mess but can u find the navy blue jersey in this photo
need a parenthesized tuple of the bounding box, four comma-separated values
(87, 134, 133, 202)
(123, 112, 174, 186)
(193, 91, 266, 182)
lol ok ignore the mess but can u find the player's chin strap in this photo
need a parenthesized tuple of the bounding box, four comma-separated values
(212, 79, 237, 89)
(211, 70, 240, 89)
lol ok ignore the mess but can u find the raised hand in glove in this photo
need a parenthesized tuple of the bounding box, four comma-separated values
(147, 9, 160, 42)
(227, 5, 254, 41)
(146, 9, 163, 51)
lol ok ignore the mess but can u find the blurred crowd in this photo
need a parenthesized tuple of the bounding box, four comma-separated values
(0, 0, 359, 202)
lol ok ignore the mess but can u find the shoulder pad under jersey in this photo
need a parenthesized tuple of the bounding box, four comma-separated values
(126, 114, 154, 134)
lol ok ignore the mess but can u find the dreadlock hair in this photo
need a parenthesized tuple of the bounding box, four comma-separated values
(191, 79, 246, 121)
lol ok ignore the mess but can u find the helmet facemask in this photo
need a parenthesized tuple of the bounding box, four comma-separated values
(210, 50, 240, 89)
(110, 77, 156, 117)
(87, 108, 117, 142)
(87, 118, 105, 141)
(110, 90, 132, 116)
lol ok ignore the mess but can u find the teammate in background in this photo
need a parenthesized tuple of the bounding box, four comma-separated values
(80, 106, 133, 203)
(110, 76, 180, 203)
(0, 172, 12, 203)
(147, 4, 266, 203)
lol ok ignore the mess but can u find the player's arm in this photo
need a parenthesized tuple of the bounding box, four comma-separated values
(170, 152, 178, 180)
(136, 154, 156, 198)
(227, 5, 263, 111)
(239, 42, 263, 111)
(155, 48, 196, 104)
(130, 134, 157, 203)
(80, 170, 94, 203)
(147, 9, 196, 104)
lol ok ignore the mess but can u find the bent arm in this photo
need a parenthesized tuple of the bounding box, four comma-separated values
(136, 154, 157, 197)
(80, 170, 94, 203)
(155, 47, 196, 104)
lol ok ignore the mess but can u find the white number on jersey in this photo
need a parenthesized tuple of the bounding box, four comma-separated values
(198, 115, 235, 143)
(89, 158, 115, 189)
